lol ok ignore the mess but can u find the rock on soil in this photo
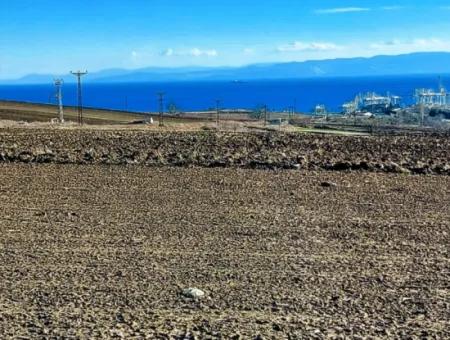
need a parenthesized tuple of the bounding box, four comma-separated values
(182, 288, 206, 299)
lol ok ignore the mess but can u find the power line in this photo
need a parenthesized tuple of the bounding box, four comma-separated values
(71, 70, 88, 125)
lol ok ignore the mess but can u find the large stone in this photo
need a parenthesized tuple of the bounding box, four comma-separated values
(182, 287, 206, 299)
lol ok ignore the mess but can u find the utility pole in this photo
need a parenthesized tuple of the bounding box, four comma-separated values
(264, 105, 268, 126)
(71, 70, 88, 125)
(420, 102, 425, 127)
(157, 92, 165, 126)
(216, 99, 221, 127)
(54, 79, 64, 123)
(210, 104, 215, 122)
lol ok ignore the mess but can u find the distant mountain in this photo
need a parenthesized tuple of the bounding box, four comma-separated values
(3, 52, 450, 84)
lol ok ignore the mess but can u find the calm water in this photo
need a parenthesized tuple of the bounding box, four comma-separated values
(0, 75, 446, 113)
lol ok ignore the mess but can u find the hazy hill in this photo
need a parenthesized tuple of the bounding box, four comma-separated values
(3, 52, 450, 84)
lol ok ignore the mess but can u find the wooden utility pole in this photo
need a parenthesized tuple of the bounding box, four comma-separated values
(216, 99, 221, 127)
(264, 105, 268, 126)
(157, 92, 165, 127)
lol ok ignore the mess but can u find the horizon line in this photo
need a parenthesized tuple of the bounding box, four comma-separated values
(1, 51, 450, 82)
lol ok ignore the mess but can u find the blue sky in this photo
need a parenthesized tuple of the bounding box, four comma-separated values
(1, 0, 450, 78)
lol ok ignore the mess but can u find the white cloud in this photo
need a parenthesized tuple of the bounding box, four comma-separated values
(160, 48, 218, 57)
(381, 6, 404, 11)
(369, 38, 450, 52)
(243, 48, 254, 55)
(131, 51, 139, 60)
(161, 48, 174, 57)
(315, 7, 370, 14)
(189, 48, 218, 57)
(315, 6, 404, 14)
(369, 40, 402, 49)
(130, 50, 145, 64)
(277, 41, 340, 52)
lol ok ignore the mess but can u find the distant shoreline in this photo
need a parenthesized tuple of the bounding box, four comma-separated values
(0, 74, 447, 113)
(2, 51, 450, 84)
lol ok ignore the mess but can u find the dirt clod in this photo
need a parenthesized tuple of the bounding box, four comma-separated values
(321, 181, 338, 188)
(0, 129, 448, 174)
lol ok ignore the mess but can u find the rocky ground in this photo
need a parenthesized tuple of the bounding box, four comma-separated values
(0, 163, 449, 338)
(0, 129, 449, 174)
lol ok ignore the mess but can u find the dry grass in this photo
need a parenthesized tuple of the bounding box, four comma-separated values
(0, 100, 144, 125)
(0, 101, 261, 131)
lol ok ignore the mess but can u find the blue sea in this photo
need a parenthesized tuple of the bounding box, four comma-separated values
(0, 75, 446, 113)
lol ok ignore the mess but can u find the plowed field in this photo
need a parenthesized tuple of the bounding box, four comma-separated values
(0, 163, 449, 338)
(0, 129, 449, 174)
